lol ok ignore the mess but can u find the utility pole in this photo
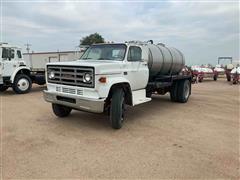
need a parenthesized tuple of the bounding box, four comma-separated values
(24, 43, 31, 54)
(24, 43, 32, 67)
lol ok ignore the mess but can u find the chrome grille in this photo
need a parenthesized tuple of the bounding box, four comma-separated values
(55, 86, 84, 96)
(62, 87, 76, 94)
(56, 86, 61, 92)
(47, 66, 94, 88)
(77, 89, 83, 95)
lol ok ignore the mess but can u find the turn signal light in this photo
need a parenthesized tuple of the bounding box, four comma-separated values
(99, 77, 107, 83)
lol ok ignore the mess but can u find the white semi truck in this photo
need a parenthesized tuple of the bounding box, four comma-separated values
(0, 43, 82, 93)
(43, 41, 192, 129)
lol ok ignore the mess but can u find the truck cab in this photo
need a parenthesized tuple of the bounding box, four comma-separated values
(0, 43, 32, 93)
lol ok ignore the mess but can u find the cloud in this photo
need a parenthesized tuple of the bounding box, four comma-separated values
(2, 1, 239, 65)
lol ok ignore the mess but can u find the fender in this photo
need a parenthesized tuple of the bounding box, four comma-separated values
(97, 75, 132, 98)
(10, 66, 31, 83)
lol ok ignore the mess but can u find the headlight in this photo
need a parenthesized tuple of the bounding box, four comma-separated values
(83, 73, 92, 82)
(48, 71, 55, 79)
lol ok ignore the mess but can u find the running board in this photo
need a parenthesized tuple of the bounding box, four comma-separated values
(132, 89, 151, 106)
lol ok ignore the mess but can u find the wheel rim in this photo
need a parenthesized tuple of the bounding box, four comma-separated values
(184, 81, 190, 99)
(17, 78, 29, 91)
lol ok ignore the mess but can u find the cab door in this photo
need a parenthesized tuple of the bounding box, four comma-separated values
(125, 46, 149, 90)
(1, 47, 17, 77)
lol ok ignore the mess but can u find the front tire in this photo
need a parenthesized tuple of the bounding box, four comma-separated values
(12, 74, 32, 94)
(0, 85, 8, 92)
(52, 103, 72, 117)
(110, 88, 125, 129)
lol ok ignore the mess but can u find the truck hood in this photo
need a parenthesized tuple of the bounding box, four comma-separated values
(47, 60, 123, 75)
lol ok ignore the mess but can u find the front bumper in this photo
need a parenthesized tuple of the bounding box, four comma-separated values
(43, 90, 105, 113)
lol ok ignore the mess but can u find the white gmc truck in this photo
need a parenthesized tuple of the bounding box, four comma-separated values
(0, 42, 81, 94)
(0, 43, 40, 93)
(43, 41, 192, 129)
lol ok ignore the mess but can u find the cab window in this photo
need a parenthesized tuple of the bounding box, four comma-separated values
(1, 48, 14, 60)
(17, 50, 22, 58)
(2, 47, 8, 59)
(127, 46, 142, 61)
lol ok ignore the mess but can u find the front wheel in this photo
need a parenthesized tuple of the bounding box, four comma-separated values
(110, 88, 125, 129)
(0, 85, 8, 92)
(52, 103, 72, 117)
(12, 74, 32, 94)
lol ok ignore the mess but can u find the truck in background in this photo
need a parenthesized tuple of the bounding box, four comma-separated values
(0, 43, 83, 94)
(43, 40, 192, 129)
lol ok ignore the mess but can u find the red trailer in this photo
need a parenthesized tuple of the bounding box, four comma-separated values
(191, 66, 217, 83)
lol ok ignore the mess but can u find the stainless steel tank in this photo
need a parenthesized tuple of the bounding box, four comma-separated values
(142, 43, 185, 77)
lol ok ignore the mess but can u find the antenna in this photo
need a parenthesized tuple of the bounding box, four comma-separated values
(24, 43, 32, 54)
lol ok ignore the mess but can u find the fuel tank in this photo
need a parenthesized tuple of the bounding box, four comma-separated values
(141, 43, 185, 77)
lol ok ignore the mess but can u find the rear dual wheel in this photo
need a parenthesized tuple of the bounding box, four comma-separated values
(170, 81, 178, 102)
(170, 79, 190, 103)
(177, 79, 191, 103)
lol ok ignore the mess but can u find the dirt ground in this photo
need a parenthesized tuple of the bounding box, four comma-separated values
(1, 79, 239, 179)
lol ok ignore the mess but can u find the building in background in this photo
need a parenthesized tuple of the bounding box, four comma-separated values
(23, 50, 84, 71)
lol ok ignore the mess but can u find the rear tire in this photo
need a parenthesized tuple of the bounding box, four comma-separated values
(177, 79, 191, 103)
(52, 103, 72, 117)
(170, 81, 178, 102)
(110, 88, 125, 129)
(0, 85, 8, 92)
(12, 74, 32, 94)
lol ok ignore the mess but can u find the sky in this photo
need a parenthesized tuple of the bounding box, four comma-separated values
(1, 0, 239, 65)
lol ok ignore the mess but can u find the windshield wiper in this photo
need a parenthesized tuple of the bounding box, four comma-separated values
(98, 58, 111, 60)
(82, 57, 92, 60)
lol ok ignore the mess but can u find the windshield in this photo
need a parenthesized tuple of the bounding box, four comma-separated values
(81, 44, 126, 61)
